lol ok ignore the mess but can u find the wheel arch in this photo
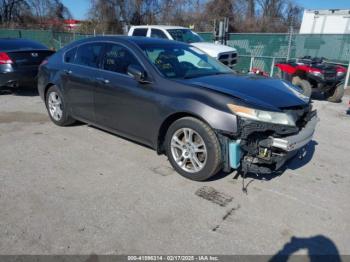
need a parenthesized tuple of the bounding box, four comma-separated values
(156, 112, 213, 154)
(44, 83, 55, 100)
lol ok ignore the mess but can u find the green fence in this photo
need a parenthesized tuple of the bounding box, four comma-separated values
(0, 29, 91, 50)
(1, 28, 349, 84)
(224, 33, 350, 75)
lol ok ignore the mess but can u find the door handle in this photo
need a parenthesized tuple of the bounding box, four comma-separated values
(96, 77, 110, 84)
(63, 69, 72, 75)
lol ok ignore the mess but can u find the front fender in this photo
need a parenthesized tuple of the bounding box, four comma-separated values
(160, 97, 238, 135)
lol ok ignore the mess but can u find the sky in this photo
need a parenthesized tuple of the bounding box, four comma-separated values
(61, 0, 91, 20)
(61, 0, 350, 20)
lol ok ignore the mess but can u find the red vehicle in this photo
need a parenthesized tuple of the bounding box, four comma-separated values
(248, 67, 270, 77)
(275, 57, 347, 102)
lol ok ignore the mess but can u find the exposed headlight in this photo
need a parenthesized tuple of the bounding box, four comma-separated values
(227, 104, 296, 126)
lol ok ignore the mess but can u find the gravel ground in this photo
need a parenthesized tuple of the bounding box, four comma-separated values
(0, 89, 349, 256)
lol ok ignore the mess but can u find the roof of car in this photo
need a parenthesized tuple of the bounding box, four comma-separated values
(130, 25, 188, 30)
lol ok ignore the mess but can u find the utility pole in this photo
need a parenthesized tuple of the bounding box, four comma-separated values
(287, 25, 293, 60)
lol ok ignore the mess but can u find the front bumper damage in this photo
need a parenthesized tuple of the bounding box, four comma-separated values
(220, 107, 318, 174)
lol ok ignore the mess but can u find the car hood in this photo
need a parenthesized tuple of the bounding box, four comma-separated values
(180, 74, 310, 111)
(191, 42, 237, 58)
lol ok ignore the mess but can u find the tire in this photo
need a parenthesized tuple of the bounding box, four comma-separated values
(326, 83, 344, 103)
(45, 85, 75, 126)
(165, 117, 222, 181)
(292, 76, 312, 97)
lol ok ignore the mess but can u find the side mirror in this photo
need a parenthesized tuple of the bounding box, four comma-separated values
(127, 64, 149, 83)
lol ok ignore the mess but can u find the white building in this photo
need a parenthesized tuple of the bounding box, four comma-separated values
(299, 9, 350, 34)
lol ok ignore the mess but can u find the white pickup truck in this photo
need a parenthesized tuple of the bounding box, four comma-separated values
(128, 25, 237, 68)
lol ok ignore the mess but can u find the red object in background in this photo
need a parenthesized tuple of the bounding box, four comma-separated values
(42, 19, 81, 30)
(275, 63, 321, 75)
(250, 67, 269, 77)
(64, 19, 81, 30)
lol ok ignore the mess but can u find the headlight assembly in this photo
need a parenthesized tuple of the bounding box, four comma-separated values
(227, 104, 296, 126)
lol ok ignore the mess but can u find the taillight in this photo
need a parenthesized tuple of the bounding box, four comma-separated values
(336, 66, 346, 73)
(336, 66, 346, 77)
(0, 52, 13, 64)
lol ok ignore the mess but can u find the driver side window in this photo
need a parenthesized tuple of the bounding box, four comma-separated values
(101, 43, 141, 75)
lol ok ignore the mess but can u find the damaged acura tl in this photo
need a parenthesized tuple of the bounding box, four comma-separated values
(38, 36, 318, 181)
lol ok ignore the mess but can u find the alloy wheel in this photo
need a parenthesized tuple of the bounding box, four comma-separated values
(48, 91, 63, 121)
(170, 128, 207, 173)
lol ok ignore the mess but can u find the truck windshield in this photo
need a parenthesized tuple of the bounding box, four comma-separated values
(139, 43, 232, 79)
(167, 29, 204, 43)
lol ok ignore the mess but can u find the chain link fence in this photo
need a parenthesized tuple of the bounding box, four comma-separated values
(213, 32, 350, 87)
(1, 28, 349, 86)
(0, 28, 92, 50)
(223, 33, 350, 71)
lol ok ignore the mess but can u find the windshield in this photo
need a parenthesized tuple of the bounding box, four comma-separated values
(167, 29, 204, 43)
(139, 43, 233, 79)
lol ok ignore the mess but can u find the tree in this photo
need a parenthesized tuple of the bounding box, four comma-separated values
(0, 0, 71, 28)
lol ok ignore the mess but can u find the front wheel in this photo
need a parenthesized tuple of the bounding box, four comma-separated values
(165, 117, 222, 181)
(292, 76, 312, 98)
(326, 83, 344, 103)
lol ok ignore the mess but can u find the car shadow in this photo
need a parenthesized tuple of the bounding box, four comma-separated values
(286, 140, 318, 170)
(206, 170, 232, 181)
(0, 87, 39, 97)
(86, 124, 155, 151)
(84, 122, 319, 184)
(270, 235, 341, 262)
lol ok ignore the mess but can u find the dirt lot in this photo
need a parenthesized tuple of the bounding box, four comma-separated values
(0, 89, 349, 256)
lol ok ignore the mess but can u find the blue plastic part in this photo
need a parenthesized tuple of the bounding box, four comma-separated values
(229, 141, 241, 169)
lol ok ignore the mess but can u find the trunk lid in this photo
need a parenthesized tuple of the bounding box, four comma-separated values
(7, 50, 55, 67)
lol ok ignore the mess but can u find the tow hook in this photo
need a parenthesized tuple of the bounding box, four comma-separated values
(299, 147, 307, 160)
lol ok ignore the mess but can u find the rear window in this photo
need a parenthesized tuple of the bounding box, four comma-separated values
(75, 43, 104, 68)
(132, 28, 148, 37)
(0, 39, 47, 51)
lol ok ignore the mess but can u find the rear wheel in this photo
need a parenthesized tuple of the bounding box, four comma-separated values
(165, 117, 222, 181)
(45, 85, 75, 126)
(292, 76, 312, 97)
(326, 83, 344, 103)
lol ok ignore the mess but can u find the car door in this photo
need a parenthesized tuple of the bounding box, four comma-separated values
(64, 42, 104, 122)
(94, 42, 158, 146)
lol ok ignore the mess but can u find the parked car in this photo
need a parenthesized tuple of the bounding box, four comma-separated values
(38, 36, 317, 181)
(275, 56, 347, 102)
(128, 25, 238, 68)
(0, 38, 55, 89)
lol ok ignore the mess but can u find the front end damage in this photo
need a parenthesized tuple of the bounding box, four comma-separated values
(220, 105, 318, 174)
